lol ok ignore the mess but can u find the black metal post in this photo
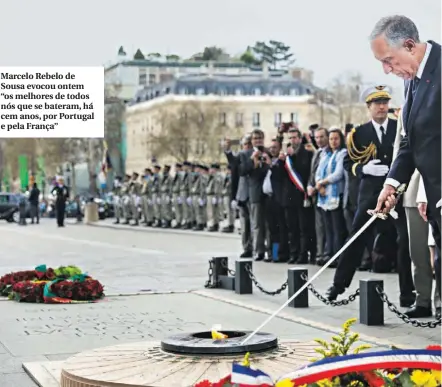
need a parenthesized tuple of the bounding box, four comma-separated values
(359, 279, 384, 326)
(235, 259, 253, 295)
(212, 257, 228, 279)
(288, 267, 309, 308)
(18, 197, 27, 226)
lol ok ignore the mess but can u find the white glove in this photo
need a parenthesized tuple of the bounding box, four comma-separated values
(186, 197, 192, 206)
(147, 199, 152, 205)
(211, 197, 217, 205)
(198, 198, 205, 207)
(156, 197, 161, 204)
(177, 197, 182, 205)
(231, 200, 237, 210)
(362, 159, 389, 177)
(165, 197, 170, 204)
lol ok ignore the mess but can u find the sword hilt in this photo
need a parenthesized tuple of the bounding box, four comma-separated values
(367, 183, 407, 220)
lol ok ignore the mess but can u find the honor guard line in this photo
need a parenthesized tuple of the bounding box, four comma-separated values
(241, 185, 407, 345)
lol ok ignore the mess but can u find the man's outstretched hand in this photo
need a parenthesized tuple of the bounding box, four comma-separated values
(375, 184, 397, 214)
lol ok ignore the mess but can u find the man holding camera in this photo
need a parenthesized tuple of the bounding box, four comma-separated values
(238, 129, 270, 261)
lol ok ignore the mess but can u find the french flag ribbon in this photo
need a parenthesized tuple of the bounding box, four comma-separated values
(284, 156, 307, 199)
(231, 363, 274, 386)
(278, 349, 442, 386)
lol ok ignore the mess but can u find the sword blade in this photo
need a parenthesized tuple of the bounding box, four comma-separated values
(241, 213, 379, 345)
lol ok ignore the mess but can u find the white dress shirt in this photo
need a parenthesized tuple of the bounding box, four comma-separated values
(385, 42, 433, 189)
(371, 117, 389, 144)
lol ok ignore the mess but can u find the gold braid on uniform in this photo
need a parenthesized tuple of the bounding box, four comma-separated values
(347, 128, 377, 168)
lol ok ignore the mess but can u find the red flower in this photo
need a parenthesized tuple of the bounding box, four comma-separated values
(361, 371, 385, 387)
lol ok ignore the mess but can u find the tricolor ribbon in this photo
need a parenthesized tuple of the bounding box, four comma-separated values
(231, 362, 274, 386)
(284, 156, 307, 200)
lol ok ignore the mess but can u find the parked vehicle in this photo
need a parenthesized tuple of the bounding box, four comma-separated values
(0, 192, 31, 222)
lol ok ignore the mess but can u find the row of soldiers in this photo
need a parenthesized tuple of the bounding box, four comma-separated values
(112, 161, 236, 232)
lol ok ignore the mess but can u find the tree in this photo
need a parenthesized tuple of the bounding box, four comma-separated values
(133, 49, 145, 60)
(190, 46, 229, 61)
(308, 72, 367, 128)
(149, 101, 235, 163)
(147, 52, 162, 60)
(251, 40, 295, 69)
(117, 46, 127, 56)
(239, 46, 261, 66)
(165, 54, 180, 62)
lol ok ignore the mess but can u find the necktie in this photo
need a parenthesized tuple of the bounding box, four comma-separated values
(380, 126, 386, 144)
(412, 77, 420, 100)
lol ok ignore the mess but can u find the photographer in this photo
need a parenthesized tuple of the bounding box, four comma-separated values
(238, 129, 270, 261)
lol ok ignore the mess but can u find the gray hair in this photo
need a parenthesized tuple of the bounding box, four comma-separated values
(241, 134, 251, 146)
(369, 15, 420, 47)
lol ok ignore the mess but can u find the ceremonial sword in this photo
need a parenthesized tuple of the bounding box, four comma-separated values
(241, 184, 407, 345)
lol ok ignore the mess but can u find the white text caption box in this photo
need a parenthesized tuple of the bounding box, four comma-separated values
(0, 66, 104, 138)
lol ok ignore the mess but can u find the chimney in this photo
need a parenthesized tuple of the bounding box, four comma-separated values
(262, 62, 269, 79)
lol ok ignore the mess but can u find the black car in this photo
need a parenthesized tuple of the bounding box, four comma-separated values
(0, 192, 30, 222)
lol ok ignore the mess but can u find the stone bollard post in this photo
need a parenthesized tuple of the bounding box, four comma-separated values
(359, 279, 384, 326)
(287, 268, 309, 308)
(235, 259, 253, 295)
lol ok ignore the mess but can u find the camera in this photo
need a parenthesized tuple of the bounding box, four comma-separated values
(279, 122, 295, 133)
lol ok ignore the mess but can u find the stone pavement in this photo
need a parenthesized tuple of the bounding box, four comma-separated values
(0, 219, 440, 386)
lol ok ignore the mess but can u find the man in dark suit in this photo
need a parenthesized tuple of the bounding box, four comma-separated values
(278, 128, 314, 264)
(371, 16, 441, 299)
(238, 129, 270, 261)
(224, 136, 253, 256)
(326, 86, 415, 306)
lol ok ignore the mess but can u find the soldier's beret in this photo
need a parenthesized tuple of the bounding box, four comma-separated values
(164, 165, 171, 169)
(183, 161, 191, 166)
(125, 174, 131, 178)
(175, 163, 183, 168)
(146, 168, 152, 173)
(202, 165, 209, 171)
(133, 172, 139, 176)
(211, 163, 220, 169)
(154, 164, 161, 169)
(196, 164, 203, 169)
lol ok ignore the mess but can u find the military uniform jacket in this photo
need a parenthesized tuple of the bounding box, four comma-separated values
(206, 175, 216, 195)
(120, 182, 130, 195)
(344, 119, 397, 203)
(214, 173, 223, 197)
(191, 173, 201, 196)
(112, 184, 121, 196)
(141, 179, 153, 198)
(129, 181, 141, 195)
(160, 174, 173, 195)
(151, 175, 160, 194)
(222, 174, 231, 197)
(172, 173, 181, 195)
(179, 172, 190, 197)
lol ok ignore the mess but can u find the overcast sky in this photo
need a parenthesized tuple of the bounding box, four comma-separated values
(1, 0, 440, 100)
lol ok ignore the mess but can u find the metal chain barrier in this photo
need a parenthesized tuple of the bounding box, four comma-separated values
(245, 264, 288, 296)
(300, 273, 360, 306)
(376, 286, 442, 328)
(221, 260, 236, 276)
(204, 260, 219, 289)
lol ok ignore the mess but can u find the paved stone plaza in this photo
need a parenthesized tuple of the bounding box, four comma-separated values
(0, 219, 440, 386)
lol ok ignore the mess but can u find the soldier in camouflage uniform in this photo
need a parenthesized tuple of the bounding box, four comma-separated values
(221, 165, 235, 233)
(191, 164, 203, 231)
(172, 163, 183, 229)
(206, 163, 222, 232)
(121, 174, 132, 224)
(181, 161, 193, 229)
(141, 168, 154, 226)
(151, 165, 161, 227)
(129, 172, 141, 226)
(112, 176, 123, 224)
(160, 165, 173, 228)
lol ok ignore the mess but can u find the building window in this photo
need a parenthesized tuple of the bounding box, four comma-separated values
(148, 74, 156, 85)
(252, 112, 260, 127)
(235, 112, 243, 127)
(254, 88, 261, 96)
(196, 87, 205, 95)
(235, 88, 243, 96)
(219, 112, 227, 126)
(290, 112, 298, 123)
(273, 88, 282, 96)
(274, 112, 282, 127)
(138, 68, 147, 85)
(290, 88, 299, 96)
(218, 88, 227, 96)
(165, 87, 171, 94)
(179, 87, 188, 95)
(305, 88, 311, 94)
